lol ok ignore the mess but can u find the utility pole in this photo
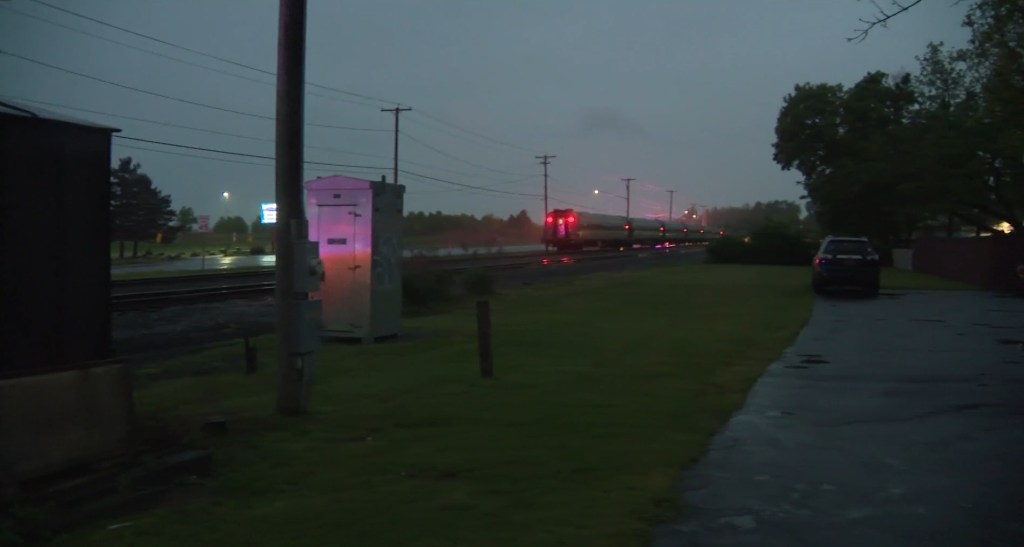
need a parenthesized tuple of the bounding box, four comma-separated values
(536, 154, 555, 217)
(622, 177, 635, 220)
(667, 190, 675, 222)
(381, 106, 411, 185)
(275, 0, 315, 414)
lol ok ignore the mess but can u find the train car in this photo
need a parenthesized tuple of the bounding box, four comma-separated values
(543, 208, 724, 250)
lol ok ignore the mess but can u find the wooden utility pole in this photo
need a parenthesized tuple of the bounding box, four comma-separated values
(536, 154, 555, 217)
(622, 177, 635, 220)
(667, 190, 675, 222)
(382, 106, 411, 185)
(275, 0, 314, 414)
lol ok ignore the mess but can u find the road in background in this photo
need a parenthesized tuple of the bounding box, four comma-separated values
(111, 244, 546, 274)
(654, 290, 1024, 546)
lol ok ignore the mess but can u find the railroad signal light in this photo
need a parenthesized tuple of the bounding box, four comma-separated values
(659, 225, 665, 232)
(624, 223, 631, 230)
(699, 229, 705, 234)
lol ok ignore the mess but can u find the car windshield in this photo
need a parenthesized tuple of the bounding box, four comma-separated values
(824, 240, 871, 255)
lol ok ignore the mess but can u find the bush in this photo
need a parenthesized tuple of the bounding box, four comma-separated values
(463, 269, 495, 296)
(402, 271, 455, 310)
(706, 221, 815, 266)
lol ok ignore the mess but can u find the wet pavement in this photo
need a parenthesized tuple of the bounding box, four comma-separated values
(654, 290, 1024, 546)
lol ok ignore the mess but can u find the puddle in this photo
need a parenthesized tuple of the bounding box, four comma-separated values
(784, 364, 809, 369)
(800, 357, 830, 364)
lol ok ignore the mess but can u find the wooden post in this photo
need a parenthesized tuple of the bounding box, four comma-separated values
(476, 300, 493, 378)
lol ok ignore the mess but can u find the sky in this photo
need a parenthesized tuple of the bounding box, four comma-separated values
(0, 0, 972, 224)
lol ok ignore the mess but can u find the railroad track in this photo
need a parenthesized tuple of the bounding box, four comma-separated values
(111, 246, 698, 309)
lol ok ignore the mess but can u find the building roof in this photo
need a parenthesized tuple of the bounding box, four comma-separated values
(0, 99, 120, 132)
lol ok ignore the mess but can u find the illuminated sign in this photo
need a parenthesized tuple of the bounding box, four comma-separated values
(260, 202, 277, 224)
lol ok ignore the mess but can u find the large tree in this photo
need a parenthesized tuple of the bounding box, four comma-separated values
(110, 157, 176, 258)
(774, 0, 1024, 242)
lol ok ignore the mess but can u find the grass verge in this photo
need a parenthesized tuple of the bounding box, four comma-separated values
(881, 267, 979, 291)
(54, 264, 814, 547)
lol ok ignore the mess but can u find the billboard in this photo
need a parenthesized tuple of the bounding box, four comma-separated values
(260, 202, 277, 224)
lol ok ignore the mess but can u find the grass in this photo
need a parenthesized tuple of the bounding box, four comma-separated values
(881, 267, 979, 291)
(53, 264, 815, 547)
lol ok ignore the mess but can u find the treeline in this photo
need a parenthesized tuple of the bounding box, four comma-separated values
(404, 209, 540, 247)
(707, 200, 805, 236)
(773, 0, 1023, 247)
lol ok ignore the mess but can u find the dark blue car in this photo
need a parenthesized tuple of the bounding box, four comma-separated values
(811, 236, 881, 296)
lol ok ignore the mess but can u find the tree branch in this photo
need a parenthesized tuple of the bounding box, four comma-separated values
(849, 0, 926, 43)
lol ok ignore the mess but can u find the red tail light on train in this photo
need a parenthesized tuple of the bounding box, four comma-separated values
(567, 215, 576, 223)
(545, 215, 553, 224)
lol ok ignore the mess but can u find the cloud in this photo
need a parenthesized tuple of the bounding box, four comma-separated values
(577, 107, 649, 139)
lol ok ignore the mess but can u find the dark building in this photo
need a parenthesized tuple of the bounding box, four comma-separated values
(0, 100, 120, 376)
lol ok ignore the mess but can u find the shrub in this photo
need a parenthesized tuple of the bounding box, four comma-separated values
(402, 271, 455, 310)
(463, 269, 495, 296)
(706, 221, 815, 266)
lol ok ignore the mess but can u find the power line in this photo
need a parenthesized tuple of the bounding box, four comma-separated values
(28, 0, 399, 106)
(0, 4, 380, 110)
(114, 142, 383, 175)
(399, 169, 542, 198)
(1, 95, 390, 159)
(0, 50, 387, 132)
(401, 129, 531, 177)
(6, 95, 542, 185)
(26, 0, 539, 153)
(114, 135, 388, 170)
(413, 110, 540, 154)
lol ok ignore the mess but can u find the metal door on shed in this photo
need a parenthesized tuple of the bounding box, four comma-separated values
(314, 189, 372, 337)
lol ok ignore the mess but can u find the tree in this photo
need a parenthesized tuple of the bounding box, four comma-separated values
(774, 72, 919, 246)
(250, 215, 272, 238)
(110, 157, 176, 258)
(176, 206, 198, 232)
(213, 216, 249, 236)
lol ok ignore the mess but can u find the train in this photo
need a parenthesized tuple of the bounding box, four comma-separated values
(541, 208, 723, 250)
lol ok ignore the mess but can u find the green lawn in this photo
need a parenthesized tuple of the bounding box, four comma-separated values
(56, 265, 815, 547)
(881, 267, 979, 291)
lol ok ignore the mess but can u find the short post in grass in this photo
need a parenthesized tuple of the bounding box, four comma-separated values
(476, 300, 494, 378)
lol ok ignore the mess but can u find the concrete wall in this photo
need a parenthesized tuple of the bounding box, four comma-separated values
(0, 364, 132, 484)
(912, 235, 1024, 291)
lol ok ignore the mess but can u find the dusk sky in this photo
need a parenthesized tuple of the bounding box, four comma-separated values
(1, 0, 971, 223)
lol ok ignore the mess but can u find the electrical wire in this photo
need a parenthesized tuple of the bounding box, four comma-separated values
(25, 0, 536, 151)
(114, 135, 388, 170)
(401, 129, 532, 177)
(0, 50, 387, 132)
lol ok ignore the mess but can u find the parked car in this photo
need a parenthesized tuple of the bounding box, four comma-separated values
(811, 236, 881, 296)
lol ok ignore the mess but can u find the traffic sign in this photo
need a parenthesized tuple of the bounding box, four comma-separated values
(197, 215, 211, 233)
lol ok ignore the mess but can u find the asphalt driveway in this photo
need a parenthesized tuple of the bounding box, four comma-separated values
(654, 290, 1024, 546)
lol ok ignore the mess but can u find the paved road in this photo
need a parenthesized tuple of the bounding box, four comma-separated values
(654, 290, 1024, 546)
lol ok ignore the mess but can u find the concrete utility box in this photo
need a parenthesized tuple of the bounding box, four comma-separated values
(306, 175, 405, 341)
